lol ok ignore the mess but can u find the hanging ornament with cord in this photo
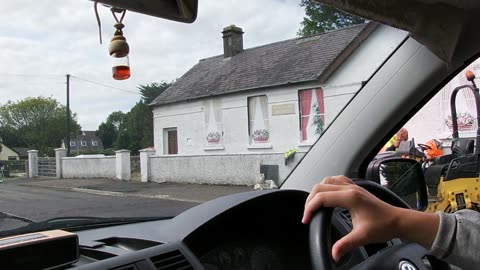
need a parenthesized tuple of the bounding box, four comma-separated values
(94, 2, 131, 80)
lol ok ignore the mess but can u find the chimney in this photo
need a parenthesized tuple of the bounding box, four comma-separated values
(222, 25, 244, 58)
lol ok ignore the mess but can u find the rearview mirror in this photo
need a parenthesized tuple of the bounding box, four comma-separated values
(366, 158, 428, 211)
(92, 0, 198, 23)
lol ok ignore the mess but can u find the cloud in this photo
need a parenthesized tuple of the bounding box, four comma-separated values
(0, 0, 305, 130)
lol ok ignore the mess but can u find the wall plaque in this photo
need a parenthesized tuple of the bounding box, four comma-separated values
(272, 103, 295, 116)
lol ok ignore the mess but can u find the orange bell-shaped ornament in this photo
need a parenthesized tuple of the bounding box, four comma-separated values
(466, 70, 475, 82)
(109, 23, 130, 80)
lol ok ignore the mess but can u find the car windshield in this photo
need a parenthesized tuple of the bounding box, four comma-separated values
(0, 0, 430, 236)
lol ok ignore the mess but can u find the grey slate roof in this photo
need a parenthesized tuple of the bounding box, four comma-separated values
(151, 23, 376, 106)
(11, 147, 29, 157)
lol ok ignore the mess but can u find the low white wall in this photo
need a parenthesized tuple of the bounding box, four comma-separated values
(62, 156, 116, 179)
(149, 152, 305, 186)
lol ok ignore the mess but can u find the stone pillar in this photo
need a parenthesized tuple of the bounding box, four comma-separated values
(55, 148, 67, 179)
(27, 150, 38, 178)
(139, 148, 155, 183)
(115, 150, 131, 181)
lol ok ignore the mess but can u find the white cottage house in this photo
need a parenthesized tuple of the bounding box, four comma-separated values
(149, 23, 408, 185)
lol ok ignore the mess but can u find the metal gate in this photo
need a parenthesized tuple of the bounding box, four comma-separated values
(38, 157, 56, 177)
(131, 156, 140, 181)
(3, 160, 27, 177)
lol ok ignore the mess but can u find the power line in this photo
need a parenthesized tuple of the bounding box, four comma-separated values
(0, 73, 140, 95)
(0, 73, 63, 78)
(70, 75, 140, 95)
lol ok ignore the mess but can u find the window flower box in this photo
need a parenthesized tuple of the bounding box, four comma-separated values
(206, 131, 222, 144)
(252, 129, 269, 143)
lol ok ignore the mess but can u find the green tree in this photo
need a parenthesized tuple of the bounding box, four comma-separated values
(138, 81, 173, 104)
(0, 97, 81, 156)
(97, 81, 171, 153)
(96, 111, 126, 149)
(0, 126, 22, 147)
(298, 0, 366, 36)
(115, 102, 152, 153)
(137, 81, 172, 148)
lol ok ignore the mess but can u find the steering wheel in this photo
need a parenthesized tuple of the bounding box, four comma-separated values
(308, 180, 447, 270)
(418, 143, 431, 152)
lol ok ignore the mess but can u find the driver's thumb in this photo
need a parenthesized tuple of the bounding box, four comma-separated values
(331, 231, 364, 262)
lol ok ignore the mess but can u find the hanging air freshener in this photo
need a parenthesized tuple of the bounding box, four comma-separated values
(108, 9, 130, 80)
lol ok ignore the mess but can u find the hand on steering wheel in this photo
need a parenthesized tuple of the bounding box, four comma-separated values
(302, 176, 442, 270)
(302, 176, 404, 262)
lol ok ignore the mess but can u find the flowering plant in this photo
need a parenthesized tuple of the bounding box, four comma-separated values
(252, 129, 269, 142)
(206, 131, 222, 143)
(445, 112, 474, 131)
(284, 148, 297, 165)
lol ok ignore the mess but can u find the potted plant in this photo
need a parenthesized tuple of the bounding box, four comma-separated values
(206, 131, 222, 144)
(252, 129, 269, 143)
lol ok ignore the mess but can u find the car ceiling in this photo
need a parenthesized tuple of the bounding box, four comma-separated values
(316, 0, 480, 64)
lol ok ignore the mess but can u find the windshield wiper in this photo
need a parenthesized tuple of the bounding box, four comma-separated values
(0, 212, 36, 233)
(0, 212, 36, 223)
(0, 216, 174, 238)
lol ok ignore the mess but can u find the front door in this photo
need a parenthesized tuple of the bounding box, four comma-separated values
(167, 129, 178, 154)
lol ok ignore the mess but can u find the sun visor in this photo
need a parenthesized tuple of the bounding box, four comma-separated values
(316, 0, 474, 63)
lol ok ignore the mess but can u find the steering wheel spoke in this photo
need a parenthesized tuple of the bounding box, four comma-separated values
(350, 242, 429, 270)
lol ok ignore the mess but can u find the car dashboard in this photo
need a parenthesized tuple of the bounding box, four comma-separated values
(16, 190, 313, 270)
(2, 188, 398, 269)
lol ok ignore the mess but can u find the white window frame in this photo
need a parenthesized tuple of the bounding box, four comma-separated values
(247, 95, 270, 147)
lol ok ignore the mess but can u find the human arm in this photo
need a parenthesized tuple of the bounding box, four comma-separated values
(429, 210, 480, 270)
(385, 144, 396, 151)
(302, 175, 439, 262)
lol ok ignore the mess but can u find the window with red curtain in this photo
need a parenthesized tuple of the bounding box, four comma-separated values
(299, 88, 325, 142)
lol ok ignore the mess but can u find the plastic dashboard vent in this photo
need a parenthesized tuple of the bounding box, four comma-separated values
(339, 209, 352, 227)
(150, 250, 193, 270)
(112, 265, 136, 270)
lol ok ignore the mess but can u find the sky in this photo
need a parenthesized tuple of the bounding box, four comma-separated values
(0, 0, 305, 131)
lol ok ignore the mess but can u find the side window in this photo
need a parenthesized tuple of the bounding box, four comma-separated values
(92, 141, 99, 146)
(441, 75, 477, 137)
(70, 141, 76, 147)
(248, 95, 269, 144)
(80, 141, 87, 147)
(204, 100, 223, 146)
(299, 88, 325, 143)
(373, 61, 480, 213)
(405, 67, 479, 150)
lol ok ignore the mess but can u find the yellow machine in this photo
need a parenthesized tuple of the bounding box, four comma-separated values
(426, 177, 480, 212)
(424, 70, 480, 213)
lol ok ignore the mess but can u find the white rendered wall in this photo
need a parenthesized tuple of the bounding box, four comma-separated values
(0, 144, 20, 160)
(149, 152, 305, 186)
(62, 156, 116, 179)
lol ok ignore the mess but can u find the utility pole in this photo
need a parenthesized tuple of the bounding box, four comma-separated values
(66, 74, 71, 156)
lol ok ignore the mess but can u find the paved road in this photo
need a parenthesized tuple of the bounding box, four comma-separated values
(0, 180, 198, 223)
